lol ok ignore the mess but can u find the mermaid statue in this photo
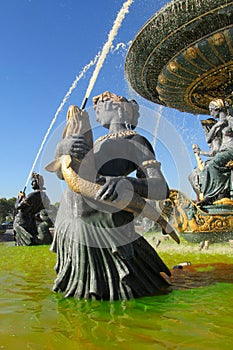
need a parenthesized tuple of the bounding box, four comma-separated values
(47, 92, 173, 301)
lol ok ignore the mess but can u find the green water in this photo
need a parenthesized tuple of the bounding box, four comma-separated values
(1, 239, 233, 350)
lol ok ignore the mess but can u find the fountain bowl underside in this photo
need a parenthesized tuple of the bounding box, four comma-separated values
(125, 0, 233, 114)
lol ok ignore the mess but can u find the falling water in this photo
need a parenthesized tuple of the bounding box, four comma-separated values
(24, 53, 100, 190)
(24, 0, 134, 190)
(152, 104, 163, 149)
(81, 0, 134, 107)
(110, 41, 132, 54)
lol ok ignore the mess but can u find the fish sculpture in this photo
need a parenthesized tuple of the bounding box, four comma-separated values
(45, 105, 179, 243)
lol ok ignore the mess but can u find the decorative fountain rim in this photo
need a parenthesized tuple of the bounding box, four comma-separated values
(125, 0, 233, 114)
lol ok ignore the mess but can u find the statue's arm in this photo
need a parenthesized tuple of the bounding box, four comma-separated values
(95, 135, 169, 202)
(227, 115, 233, 129)
(16, 192, 36, 210)
(128, 160, 169, 200)
(133, 135, 169, 200)
(199, 150, 215, 157)
(206, 120, 227, 143)
(193, 133, 221, 159)
(16, 198, 29, 210)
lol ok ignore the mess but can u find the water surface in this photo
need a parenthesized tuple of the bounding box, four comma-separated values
(1, 239, 233, 349)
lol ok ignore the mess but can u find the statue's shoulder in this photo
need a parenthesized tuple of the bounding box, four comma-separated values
(131, 133, 154, 152)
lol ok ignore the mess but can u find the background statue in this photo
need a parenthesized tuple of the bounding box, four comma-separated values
(48, 91, 172, 301)
(189, 117, 222, 199)
(37, 209, 54, 244)
(193, 117, 222, 158)
(190, 98, 233, 206)
(13, 172, 52, 246)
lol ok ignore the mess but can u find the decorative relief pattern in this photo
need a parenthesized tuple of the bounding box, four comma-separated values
(168, 189, 233, 236)
(157, 29, 233, 114)
(125, 0, 233, 114)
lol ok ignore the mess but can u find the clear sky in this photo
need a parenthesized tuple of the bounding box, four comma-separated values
(0, 0, 208, 203)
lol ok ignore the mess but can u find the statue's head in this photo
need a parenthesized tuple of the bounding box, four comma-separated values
(92, 91, 140, 130)
(39, 209, 49, 221)
(31, 172, 45, 190)
(209, 98, 226, 117)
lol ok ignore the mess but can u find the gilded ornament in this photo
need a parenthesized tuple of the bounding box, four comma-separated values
(185, 47, 197, 59)
(213, 32, 225, 46)
(96, 130, 137, 142)
(209, 218, 227, 230)
(168, 61, 178, 73)
(125, 0, 233, 114)
(141, 159, 161, 168)
(158, 73, 166, 84)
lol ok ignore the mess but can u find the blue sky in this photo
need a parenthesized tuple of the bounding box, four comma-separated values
(0, 0, 207, 203)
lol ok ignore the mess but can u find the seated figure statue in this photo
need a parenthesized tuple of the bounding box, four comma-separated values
(49, 91, 172, 301)
(37, 209, 54, 244)
(189, 117, 222, 199)
(190, 98, 233, 206)
(13, 172, 51, 245)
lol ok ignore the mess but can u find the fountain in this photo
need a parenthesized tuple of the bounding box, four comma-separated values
(2, 1, 233, 348)
(125, 0, 233, 243)
(125, 0, 233, 114)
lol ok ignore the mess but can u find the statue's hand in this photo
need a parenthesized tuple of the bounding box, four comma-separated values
(18, 191, 26, 201)
(95, 177, 119, 201)
(95, 176, 132, 202)
(69, 136, 91, 160)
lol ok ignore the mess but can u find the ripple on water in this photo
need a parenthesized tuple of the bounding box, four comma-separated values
(170, 262, 233, 290)
(0, 244, 233, 349)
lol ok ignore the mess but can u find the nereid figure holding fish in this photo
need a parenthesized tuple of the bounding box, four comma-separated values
(46, 92, 177, 301)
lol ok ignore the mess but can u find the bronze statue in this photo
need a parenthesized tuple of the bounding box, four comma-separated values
(189, 116, 222, 200)
(46, 92, 175, 301)
(163, 97, 233, 244)
(194, 98, 233, 206)
(37, 209, 54, 244)
(13, 172, 52, 246)
(193, 117, 222, 159)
